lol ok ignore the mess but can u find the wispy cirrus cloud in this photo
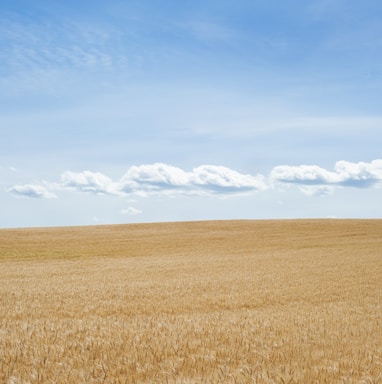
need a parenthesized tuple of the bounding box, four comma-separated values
(176, 19, 237, 43)
(0, 15, 125, 78)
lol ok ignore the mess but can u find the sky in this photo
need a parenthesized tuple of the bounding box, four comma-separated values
(1, 0, 382, 228)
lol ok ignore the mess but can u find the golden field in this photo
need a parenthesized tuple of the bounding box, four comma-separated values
(0, 219, 381, 383)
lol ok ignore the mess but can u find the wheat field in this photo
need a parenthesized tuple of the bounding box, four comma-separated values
(0, 219, 381, 383)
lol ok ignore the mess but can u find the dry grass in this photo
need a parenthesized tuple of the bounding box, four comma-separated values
(0, 219, 381, 383)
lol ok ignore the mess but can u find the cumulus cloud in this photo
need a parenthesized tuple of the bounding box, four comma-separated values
(7, 160, 382, 200)
(119, 163, 190, 194)
(191, 165, 265, 192)
(271, 160, 382, 190)
(7, 184, 57, 199)
(334, 160, 382, 187)
(118, 163, 266, 195)
(8, 163, 265, 200)
(271, 164, 336, 185)
(61, 170, 118, 195)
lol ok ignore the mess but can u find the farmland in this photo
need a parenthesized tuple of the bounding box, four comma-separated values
(0, 219, 381, 383)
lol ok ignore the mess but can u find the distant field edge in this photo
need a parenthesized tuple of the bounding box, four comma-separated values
(1, 217, 382, 232)
(1, 218, 382, 261)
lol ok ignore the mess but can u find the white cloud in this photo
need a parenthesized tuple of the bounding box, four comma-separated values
(118, 163, 266, 196)
(9, 164, 263, 199)
(58, 163, 266, 197)
(334, 160, 382, 187)
(191, 165, 266, 193)
(271, 164, 337, 185)
(61, 170, 118, 195)
(271, 159, 382, 189)
(7, 184, 57, 199)
(119, 163, 190, 194)
(121, 207, 142, 215)
(7, 160, 382, 201)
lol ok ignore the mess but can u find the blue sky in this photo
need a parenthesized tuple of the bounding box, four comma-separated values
(1, 0, 382, 227)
